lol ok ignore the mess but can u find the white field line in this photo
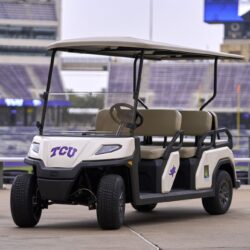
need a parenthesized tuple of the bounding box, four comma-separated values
(126, 225, 160, 250)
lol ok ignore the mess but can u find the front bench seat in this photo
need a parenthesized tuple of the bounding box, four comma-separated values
(140, 145, 165, 159)
(95, 109, 123, 133)
(179, 111, 212, 158)
(95, 109, 182, 160)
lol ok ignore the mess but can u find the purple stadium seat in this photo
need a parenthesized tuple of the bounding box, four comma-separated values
(0, 1, 57, 21)
(107, 62, 250, 109)
(0, 64, 64, 99)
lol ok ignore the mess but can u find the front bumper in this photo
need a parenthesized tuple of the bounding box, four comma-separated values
(25, 157, 131, 202)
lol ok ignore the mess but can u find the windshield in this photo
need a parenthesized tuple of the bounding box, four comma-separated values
(42, 91, 135, 136)
(41, 50, 218, 136)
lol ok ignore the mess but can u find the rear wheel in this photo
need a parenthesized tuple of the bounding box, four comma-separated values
(132, 203, 157, 212)
(10, 174, 42, 227)
(202, 170, 233, 215)
(97, 174, 125, 230)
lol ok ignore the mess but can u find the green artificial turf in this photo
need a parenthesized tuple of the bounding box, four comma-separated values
(3, 166, 33, 174)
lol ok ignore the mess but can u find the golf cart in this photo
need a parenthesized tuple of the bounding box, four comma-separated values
(10, 37, 242, 230)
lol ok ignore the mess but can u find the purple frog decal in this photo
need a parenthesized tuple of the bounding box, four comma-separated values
(169, 166, 176, 177)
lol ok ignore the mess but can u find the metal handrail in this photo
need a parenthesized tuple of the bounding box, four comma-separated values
(0, 157, 25, 189)
(0, 157, 24, 162)
(1, 157, 250, 189)
(234, 158, 250, 162)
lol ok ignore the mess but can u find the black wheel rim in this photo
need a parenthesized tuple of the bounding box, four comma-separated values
(219, 181, 230, 208)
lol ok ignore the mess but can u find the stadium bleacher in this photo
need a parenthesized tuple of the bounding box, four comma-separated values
(0, 64, 63, 99)
(212, 63, 250, 108)
(150, 63, 208, 108)
(107, 63, 133, 106)
(32, 65, 64, 93)
(0, 1, 57, 21)
(108, 62, 250, 109)
(0, 65, 32, 98)
(0, 0, 62, 99)
(108, 63, 133, 92)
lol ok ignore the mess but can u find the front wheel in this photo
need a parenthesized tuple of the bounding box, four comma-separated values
(10, 174, 42, 227)
(202, 170, 233, 215)
(97, 174, 125, 230)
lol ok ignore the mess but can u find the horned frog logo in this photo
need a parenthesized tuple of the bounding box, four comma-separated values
(169, 166, 176, 177)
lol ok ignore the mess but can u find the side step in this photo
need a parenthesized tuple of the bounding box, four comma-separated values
(137, 189, 214, 205)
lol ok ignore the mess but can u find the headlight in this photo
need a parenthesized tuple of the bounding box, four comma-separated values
(31, 142, 40, 153)
(95, 144, 122, 155)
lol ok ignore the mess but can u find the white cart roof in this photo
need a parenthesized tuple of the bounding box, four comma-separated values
(48, 37, 243, 60)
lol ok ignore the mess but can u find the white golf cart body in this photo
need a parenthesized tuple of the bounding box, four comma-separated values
(12, 37, 242, 229)
(29, 136, 135, 167)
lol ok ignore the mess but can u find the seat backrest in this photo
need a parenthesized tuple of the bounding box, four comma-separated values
(95, 109, 119, 132)
(95, 109, 182, 136)
(180, 110, 212, 136)
(135, 109, 181, 136)
(209, 111, 218, 130)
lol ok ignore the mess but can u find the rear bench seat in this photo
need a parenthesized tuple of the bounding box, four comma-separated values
(95, 109, 182, 160)
(179, 110, 213, 158)
(135, 110, 181, 159)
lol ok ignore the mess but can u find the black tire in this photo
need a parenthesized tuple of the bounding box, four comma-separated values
(10, 174, 42, 227)
(132, 203, 157, 212)
(97, 174, 125, 230)
(202, 170, 233, 215)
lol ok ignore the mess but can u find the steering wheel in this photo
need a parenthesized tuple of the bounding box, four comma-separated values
(110, 103, 143, 131)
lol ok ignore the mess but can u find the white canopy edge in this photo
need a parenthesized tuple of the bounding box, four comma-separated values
(48, 37, 243, 60)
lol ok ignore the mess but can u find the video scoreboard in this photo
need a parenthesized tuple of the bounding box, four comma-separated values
(204, 0, 250, 23)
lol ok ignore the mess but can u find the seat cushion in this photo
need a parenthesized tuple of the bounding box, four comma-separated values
(140, 145, 165, 160)
(180, 147, 197, 158)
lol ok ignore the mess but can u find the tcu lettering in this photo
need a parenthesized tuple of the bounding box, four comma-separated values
(50, 146, 77, 158)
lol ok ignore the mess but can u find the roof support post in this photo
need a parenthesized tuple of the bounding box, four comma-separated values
(38, 49, 57, 135)
(200, 57, 218, 111)
(133, 56, 139, 93)
(131, 50, 144, 135)
(135, 51, 144, 96)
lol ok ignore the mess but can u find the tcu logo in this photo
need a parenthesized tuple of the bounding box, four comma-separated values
(50, 146, 77, 158)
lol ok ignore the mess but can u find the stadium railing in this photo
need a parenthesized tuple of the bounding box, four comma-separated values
(0, 157, 24, 189)
(0, 157, 250, 189)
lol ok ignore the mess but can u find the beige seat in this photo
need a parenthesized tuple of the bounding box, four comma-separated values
(95, 109, 182, 160)
(179, 147, 197, 158)
(180, 111, 213, 158)
(140, 145, 165, 160)
(136, 109, 181, 159)
(209, 111, 218, 130)
(95, 109, 122, 133)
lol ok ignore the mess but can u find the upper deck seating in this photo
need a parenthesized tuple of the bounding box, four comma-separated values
(179, 111, 213, 158)
(0, 1, 57, 21)
(95, 109, 182, 160)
